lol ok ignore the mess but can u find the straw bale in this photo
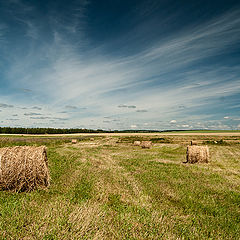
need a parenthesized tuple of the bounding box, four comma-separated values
(0, 146, 50, 192)
(133, 141, 141, 146)
(90, 138, 94, 141)
(186, 145, 209, 163)
(140, 141, 152, 149)
(72, 139, 77, 144)
(191, 141, 197, 145)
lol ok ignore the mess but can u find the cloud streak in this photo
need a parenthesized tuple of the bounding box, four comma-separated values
(0, 103, 14, 108)
(118, 105, 137, 109)
(24, 113, 42, 116)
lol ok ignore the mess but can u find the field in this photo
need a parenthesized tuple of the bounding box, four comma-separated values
(0, 134, 240, 239)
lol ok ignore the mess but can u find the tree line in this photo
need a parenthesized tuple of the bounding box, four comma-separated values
(0, 127, 104, 134)
(0, 127, 162, 134)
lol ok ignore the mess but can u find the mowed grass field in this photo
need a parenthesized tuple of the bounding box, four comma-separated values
(0, 134, 239, 239)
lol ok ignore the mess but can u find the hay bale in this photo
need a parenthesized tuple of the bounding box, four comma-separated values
(72, 139, 77, 144)
(140, 141, 152, 149)
(186, 145, 209, 164)
(0, 146, 50, 192)
(191, 141, 197, 145)
(90, 138, 94, 141)
(133, 141, 141, 146)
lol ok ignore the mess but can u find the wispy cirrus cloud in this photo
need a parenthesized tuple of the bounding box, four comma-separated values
(0, 1, 239, 129)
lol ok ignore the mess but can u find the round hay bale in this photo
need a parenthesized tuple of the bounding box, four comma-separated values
(0, 146, 50, 192)
(90, 138, 94, 141)
(72, 139, 77, 144)
(186, 145, 209, 164)
(140, 141, 152, 149)
(191, 141, 197, 145)
(133, 141, 141, 146)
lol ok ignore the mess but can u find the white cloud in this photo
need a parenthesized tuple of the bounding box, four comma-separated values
(170, 120, 177, 123)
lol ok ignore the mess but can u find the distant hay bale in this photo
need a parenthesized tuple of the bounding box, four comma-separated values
(133, 141, 141, 146)
(186, 145, 209, 164)
(0, 146, 50, 192)
(72, 139, 77, 144)
(191, 141, 197, 145)
(90, 138, 94, 141)
(140, 141, 152, 149)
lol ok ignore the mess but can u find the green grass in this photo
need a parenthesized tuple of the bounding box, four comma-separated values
(119, 157, 240, 238)
(0, 136, 239, 239)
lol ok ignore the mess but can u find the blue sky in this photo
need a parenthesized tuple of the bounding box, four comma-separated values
(0, 0, 240, 130)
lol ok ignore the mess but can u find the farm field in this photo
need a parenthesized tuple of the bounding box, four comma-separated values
(0, 134, 239, 239)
